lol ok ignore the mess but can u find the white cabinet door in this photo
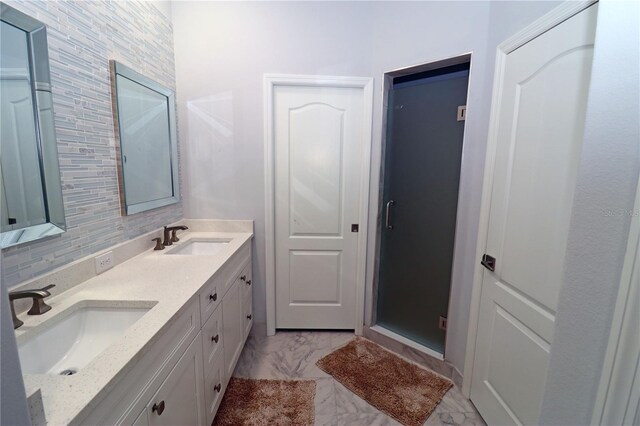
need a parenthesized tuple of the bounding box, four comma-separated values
(203, 350, 226, 426)
(240, 262, 253, 339)
(242, 290, 253, 341)
(240, 262, 252, 304)
(470, 4, 598, 426)
(222, 280, 243, 380)
(273, 83, 367, 329)
(147, 332, 205, 426)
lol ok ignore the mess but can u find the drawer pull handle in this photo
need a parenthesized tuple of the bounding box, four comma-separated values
(247, 314, 252, 320)
(152, 401, 165, 415)
(209, 293, 217, 301)
(240, 275, 246, 281)
(214, 383, 222, 393)
(212, 334, 219, 343)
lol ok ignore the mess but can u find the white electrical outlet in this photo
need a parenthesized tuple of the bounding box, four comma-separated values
(95, 251, 114, 274)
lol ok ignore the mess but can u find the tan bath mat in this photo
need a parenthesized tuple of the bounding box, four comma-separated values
(213, 377, 316, 425)
(317, 338, 452, 426)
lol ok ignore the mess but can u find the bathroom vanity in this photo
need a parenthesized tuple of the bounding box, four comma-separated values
(1, 3, 252, 425)
(13, 222, 253, 425)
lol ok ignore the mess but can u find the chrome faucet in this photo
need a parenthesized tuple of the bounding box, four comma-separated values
(162, 225, 188, 247)
(9, 284, 56, 329)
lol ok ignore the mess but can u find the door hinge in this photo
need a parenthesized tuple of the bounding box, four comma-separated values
(438, 316, 447, 331)
(457, 105, 466, 121)
(481, 254, 496, 272)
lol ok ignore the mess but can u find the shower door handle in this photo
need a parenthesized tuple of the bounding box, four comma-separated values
(385, 200, 396, 230)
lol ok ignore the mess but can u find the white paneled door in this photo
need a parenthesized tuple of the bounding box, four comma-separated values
(470, 4, 598, 425)
(273, 82, 368, 329)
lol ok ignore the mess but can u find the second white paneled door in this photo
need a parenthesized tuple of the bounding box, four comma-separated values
(272, 80, 370, 329)
(470, 4, 598, 425)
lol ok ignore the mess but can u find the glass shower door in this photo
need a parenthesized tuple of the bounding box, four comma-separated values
(376, 66, 469, 354)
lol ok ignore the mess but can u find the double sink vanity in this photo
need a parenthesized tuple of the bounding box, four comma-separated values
(1, 4, 252, 425)
(12, 221, 254, 425)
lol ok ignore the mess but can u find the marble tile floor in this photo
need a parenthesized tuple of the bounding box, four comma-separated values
(232, 324, 486, 426)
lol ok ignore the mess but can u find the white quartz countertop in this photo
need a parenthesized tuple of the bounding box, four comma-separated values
(15, 230, 253, 425)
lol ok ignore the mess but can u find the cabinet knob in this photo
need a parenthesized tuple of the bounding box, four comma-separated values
(247, 314, 252, 320)
(209, 293, 217, 301)
(246, 279, 252, 286)
(214, 383, 222, 393)
(211, 334, 219, 343)
(152, 400, 165, 415)
(240, 275, 246, 282)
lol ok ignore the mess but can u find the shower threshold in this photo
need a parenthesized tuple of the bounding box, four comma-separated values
(369, 324, 444, 361)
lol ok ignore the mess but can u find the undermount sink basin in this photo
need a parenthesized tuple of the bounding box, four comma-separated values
(17, 302, 154, 375)
(166, 239, 230, 256)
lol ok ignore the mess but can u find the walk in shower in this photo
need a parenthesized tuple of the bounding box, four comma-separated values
(375, 59, 471, 355)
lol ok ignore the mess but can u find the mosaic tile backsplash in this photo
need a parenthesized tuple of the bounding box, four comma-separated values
(1, 0, 182, 287)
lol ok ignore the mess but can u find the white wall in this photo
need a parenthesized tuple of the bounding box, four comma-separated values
(172, 1, 562, 375)
(539, 1, 640, 423)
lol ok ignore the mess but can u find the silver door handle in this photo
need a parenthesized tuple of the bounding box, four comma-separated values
(385, 200, 395, 230)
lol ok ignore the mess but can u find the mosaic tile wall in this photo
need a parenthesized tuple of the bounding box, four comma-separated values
(1, 0, 182, 287)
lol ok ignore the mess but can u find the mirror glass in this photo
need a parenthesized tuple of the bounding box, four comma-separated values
(0, 4, 65, 248)
(110, 61, 179, 215)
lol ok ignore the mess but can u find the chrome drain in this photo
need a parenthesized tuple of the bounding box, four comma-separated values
(59, 368, 77, 376)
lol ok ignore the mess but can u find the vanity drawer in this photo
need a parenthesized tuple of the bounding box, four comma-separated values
(202, 304, 223, 372)
(203, 350, 225, 426)
(200, 276, 221, 326)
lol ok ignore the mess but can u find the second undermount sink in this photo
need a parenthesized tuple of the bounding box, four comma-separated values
(17, 301, 155, 375)
(166, 238, 230, 256)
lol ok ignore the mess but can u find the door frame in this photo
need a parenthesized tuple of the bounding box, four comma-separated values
(461, 0, 598, 397)
(263, 74, 374, 336)
(367, 53, 473, 360)
(591, 176, 640, 425)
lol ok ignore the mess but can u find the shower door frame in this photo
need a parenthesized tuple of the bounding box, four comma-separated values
(368, 53, 474, 360)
